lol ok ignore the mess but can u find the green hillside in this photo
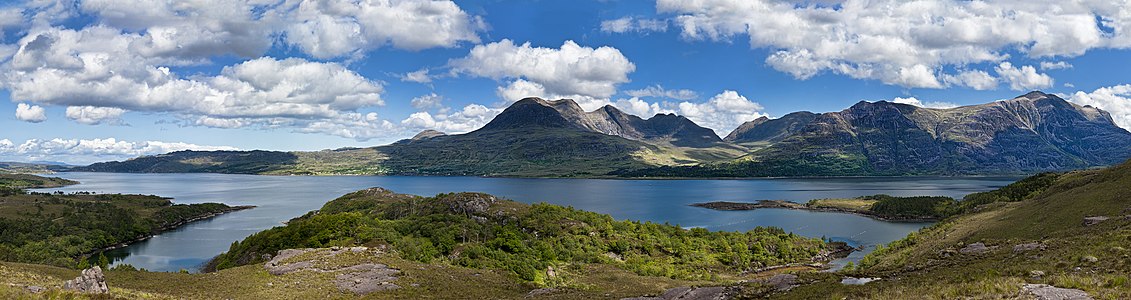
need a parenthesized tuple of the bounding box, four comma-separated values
(763, 161, 1131, 299)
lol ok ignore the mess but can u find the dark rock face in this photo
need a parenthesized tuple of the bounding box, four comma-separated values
(478, 97, 722, 147)
(725, 112, 818, 143)
(748, 92, 1131, 175)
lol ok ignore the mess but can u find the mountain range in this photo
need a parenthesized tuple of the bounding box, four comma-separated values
(74, 91, 1131, 177)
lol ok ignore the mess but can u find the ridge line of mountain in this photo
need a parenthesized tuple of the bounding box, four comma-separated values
(72, 91, 1131, 177)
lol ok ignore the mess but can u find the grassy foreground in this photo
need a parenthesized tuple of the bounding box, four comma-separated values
(763, 164, 1131, 298)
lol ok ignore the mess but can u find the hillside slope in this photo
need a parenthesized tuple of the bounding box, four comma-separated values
(764, 160, 1131, 299)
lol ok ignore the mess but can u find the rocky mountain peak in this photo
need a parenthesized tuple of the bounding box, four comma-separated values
(477, 96, 722, 146)
(411, 130, 446, 140)
(1019, 90, 1052, 99)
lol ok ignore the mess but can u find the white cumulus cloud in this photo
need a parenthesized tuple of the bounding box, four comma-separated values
(1039, 61, 1074, 70)
(0, 0, 486, 141)
(625, 85, 698, 100)
(410, 93, 444, 110)
(601, 16, 669, 34)
(400, 104, 500, 134)
(0, 138, 237, 165)
(451, 39, 636, 103)
(72, 0, 483, 60)
(652, 0, 1131, 89)
(891, 97, 959, 109)
(1069, 85, 1131, 130)
(614, 90, 768, 136)
(4, 25, 385, 137)
(14, 103, 46, 123)
(401, 69, 433, 83)
(995, 62, 1054, 91)
(65, 106, 126, 125)
(281, 0, 483, 59)
(942, 70, 998, 91)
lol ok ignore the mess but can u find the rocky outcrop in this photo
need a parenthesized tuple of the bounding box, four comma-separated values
(1013, 242, 1046, 252)
(622, 286, 733, 300)
(333, 264, 401, 294)
(840, 277, 880, 285)
(762, 274, 799, 291)
(264, 247, 400, 295)
(959, 242, 992, 254)
(1022, 284, 1092, 300)
(62, 267, 108, 294)
(1083, 216, 1109, 226)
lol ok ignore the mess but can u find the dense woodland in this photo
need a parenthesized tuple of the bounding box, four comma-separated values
(210, 189, 829, 284)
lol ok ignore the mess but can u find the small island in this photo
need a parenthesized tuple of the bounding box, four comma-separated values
(0, 173, 254, 267)
(692, 194, 960, 222)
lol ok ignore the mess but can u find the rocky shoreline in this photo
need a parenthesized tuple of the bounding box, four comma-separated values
(690, 200, 938, 223)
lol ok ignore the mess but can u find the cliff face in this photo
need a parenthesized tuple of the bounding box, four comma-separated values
(750, 91, 1131, 174)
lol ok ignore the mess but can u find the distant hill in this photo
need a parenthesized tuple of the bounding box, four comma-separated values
(0, 162, 69, 174)
(77, 150, 301, 174)
(72, 92, 1131, 177)
(624, 91, 1131, 176)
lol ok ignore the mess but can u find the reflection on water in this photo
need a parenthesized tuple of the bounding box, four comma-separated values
(39, 173, 1020, 272)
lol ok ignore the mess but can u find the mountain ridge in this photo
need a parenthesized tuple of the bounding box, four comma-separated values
(630, 91, 1131, 176)
(72, 91, 1131, 177)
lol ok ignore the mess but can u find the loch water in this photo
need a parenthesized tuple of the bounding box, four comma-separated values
(37, 173, 1021, 272)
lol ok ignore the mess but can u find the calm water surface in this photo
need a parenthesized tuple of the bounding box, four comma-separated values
(36, 173, 1021, 272)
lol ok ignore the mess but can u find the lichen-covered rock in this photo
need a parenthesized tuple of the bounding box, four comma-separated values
(1013, 242, 1046, 252)
(263, 248, 399, 295)
(62, 266, 108, 294)
(333, 264, 400, 295)
(1022, 284, 1092, 300)
(960, 242, 991, 254)
(1083, 216, 1109, 226)
(264, 248, 315, 275)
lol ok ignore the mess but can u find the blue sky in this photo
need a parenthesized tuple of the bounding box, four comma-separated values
(2, 0, 1131, 164)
